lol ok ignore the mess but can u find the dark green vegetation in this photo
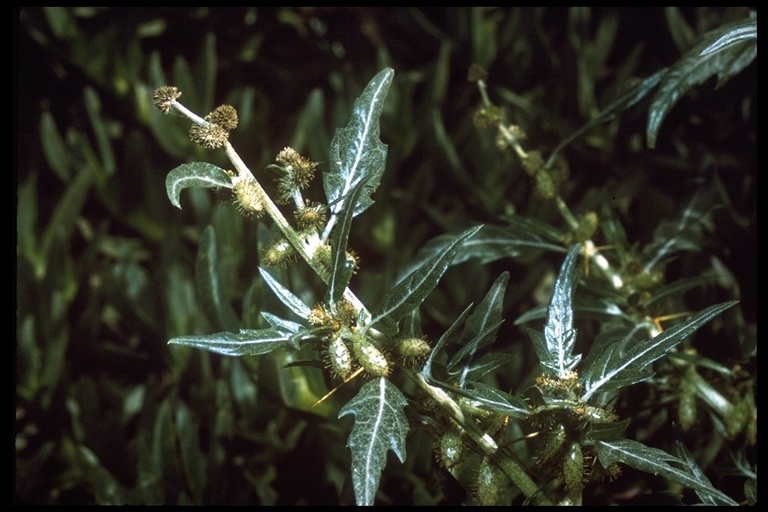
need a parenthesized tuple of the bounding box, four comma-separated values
(17, 8, 755, 505)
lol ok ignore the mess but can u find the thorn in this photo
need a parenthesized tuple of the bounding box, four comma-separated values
(312, 367, 364, 407)
(652, 311, 694, 333)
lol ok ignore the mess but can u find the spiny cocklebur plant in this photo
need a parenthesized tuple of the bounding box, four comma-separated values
(384, 12, 754, 505)
(515, 245, 738, 505)
(153, 68, 491, 505)
(151, 64, 745, 505)
(460, 12, 757, 458)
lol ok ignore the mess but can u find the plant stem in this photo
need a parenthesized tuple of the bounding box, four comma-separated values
(408, 370, 551, 505)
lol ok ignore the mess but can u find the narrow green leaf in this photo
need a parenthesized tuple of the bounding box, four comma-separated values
(168, 327, 295, 357)
(647, 18, 756, 148)
(324, 68, 393, 220)
(450, 272, 509, 386)
(407, 224, 565, 271)
(644, 275, 721, 309)
(422, 303, 473, 383)
(546, 70, 666, 169)
(328, 177, 371, 304)
(173, 55, 198, 111)
(166, 162, 232, 209)
(195, 226, 238, 332)
(583, 418, 631, 442)
(260, 311, 304, 334)
(370, 225, 482, 330)
(174, 401, 206, 503)
(449, 352, 516, 383)
(595, 439, 738, 505)
(17, 174, 39, 265)
(643, 186, 715, 271)
(534, 244, 582, 377)
(582, 301, 738, 401)
(38, 167, 93, 279)
(448, 320, 505, 374)
(462, 382, 530, 419)
(338, 378, 408, 506)
(401, 309, 423, 339)
(84, 86, 115, 177)
(258, 267, 312, 320)
(516, 298, 628, 325)
(674, 441, 729, 506)
(463, 271, 509, 346)
(40, 111, 72, 181)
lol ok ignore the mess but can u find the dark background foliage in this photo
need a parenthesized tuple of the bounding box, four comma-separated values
(16, 7, 755, 505)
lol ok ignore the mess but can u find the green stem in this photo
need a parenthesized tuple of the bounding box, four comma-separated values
(408, 370, 551, 505)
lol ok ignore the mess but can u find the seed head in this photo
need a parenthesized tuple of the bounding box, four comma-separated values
(152, 86, 181, 114)
(189, 123, 229, 149)
(206, 104, 239, 131)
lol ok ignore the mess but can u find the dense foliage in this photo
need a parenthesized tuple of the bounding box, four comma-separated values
(17, 7, 755, 505)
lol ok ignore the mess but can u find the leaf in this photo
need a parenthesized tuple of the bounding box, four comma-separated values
(581, 301, 738, 401)
(405, 223, 565, 272)
(37, 167, 93, 280)
(449, 272, 509, 387)
(647, 17, 756, 149)
(328, 177, 371, 304)
(462, 272, 509, 347)
(400, 309, 423, 339)
(448, 352, 517, 384)
(338, 377, 408, 506)
(448, 320, 504, 375)
(546, 70, 666, 169)
(258, 267, 312, 320)
(369, 226, 482, 332)
(84, 86, 115, 177)
(195, 226, 238, 332)
(323, 68, 393, 220)
(643, 185, 716, 271)
(40, 110, 72, 181)
(461, 382, 529, 419)
(17, 174, 39, 267)
(532, 244, 582, 377)
(260, 311, 304, 334)
(168, 327, 297, 356)
(583, 418, 631, 442)
(422, 303, 474, 383)
(166, 162, 233, 209)
(674, 441, 730, 506)
(644, 275, 721, 309)
(595, 439, 738, 506)
(516, 298, 628, 325)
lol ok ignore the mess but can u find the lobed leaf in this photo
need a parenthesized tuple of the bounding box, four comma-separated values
(582, 301, 738, 401)
(338, 378, 408, 506)
(595, 439, 738, 505)
(647, 17, 756, 148)
(534, 244, 583, 377)
(324, 68, 393, 221)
